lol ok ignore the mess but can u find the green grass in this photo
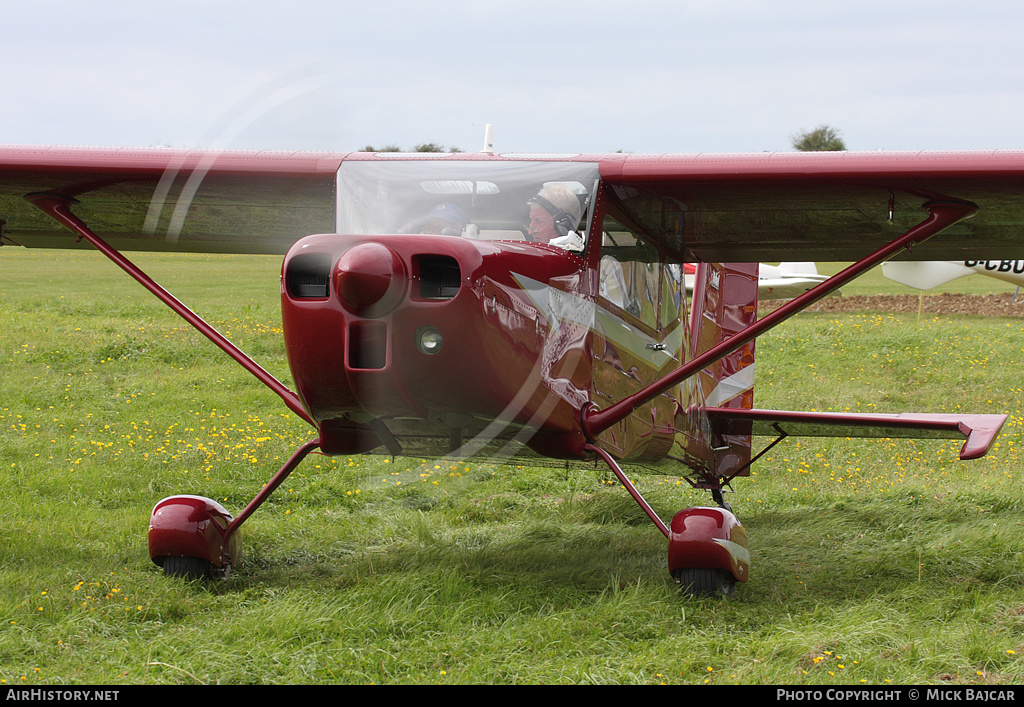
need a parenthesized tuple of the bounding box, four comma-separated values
(2, 249, 1024, 685)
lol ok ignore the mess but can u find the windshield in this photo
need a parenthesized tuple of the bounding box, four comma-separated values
(336, 159, 600, 253)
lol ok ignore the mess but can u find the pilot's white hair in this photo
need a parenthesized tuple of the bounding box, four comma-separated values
(535, 183, 582, 224)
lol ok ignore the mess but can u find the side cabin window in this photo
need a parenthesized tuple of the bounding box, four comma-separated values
(598, 216, 683, 333)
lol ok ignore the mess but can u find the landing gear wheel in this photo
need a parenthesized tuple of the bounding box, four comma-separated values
(162, 556, 214, 581)
(674, 568, 736, 598)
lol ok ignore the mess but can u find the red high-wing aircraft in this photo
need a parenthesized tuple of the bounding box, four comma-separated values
(2, 146, 1022, 596)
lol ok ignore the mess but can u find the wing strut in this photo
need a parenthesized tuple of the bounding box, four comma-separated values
(25, 192, 316, 428)
(586, 442, 670, 538)
(224, 437, 322, 544)
(582, 200, 979, 439)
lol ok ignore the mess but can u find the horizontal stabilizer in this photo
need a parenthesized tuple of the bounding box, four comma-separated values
(684, 262, 836, 300)
(705, 408, 1007, 460)
(784, 262, 820, 276)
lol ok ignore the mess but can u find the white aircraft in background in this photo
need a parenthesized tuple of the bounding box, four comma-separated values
(882, 260, 1024, 292)
(684, 262, 830, 300)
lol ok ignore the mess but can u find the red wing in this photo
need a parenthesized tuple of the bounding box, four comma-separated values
(706, 407, 1007, 461)
(598, 151, 1024, 262)
(0, 146, 345, 254)
(7, 148, 1024, 259)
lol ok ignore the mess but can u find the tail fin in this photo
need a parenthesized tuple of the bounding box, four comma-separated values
(774, 262, 821, 278)
(686, 263, 758, 479)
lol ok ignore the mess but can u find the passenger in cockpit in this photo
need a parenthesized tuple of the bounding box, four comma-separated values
(416, 202, 468, 236)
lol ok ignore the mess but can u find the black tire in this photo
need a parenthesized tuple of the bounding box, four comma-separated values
(674, 568, 736, 598)
(162, 556, 214, 581)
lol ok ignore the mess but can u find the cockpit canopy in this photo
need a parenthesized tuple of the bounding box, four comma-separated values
(335, 159, 601, 252)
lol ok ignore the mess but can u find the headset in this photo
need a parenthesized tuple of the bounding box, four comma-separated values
(528, 194, 577, 237)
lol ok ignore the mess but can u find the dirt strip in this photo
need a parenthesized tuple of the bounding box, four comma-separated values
(761, 292, 1024, 318)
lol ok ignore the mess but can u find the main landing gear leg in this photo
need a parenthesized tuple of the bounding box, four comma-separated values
(585, 443, 749, 597)
(711, 487, 733, 513)
(148, 438, 321, 580)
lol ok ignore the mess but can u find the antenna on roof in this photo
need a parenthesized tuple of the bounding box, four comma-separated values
(481, 124, 494, 154)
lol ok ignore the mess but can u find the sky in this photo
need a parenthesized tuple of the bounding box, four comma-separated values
(3, 0, 1023, 155)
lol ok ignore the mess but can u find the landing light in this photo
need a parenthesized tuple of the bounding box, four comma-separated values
(416, 326, 443, 355)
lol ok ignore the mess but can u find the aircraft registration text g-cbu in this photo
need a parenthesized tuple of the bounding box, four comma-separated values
(2, 145, 1023, 596)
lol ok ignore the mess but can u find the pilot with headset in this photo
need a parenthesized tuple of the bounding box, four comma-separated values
(527, 184, 584, 251)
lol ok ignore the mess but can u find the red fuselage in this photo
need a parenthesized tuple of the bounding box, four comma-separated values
(282, 233, 594, 461)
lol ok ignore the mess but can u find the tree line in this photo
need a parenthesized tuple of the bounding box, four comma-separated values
(363, 125, 846, 154)
(360, 142, 461, 153)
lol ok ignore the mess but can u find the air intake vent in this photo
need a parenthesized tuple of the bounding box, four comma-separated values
(416, 255, 461, 299)
(286, 253, 333, 298)
(348, 321, 387, 369)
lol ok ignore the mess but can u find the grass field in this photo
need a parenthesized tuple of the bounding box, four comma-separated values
(2, 248, 1024, 685)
